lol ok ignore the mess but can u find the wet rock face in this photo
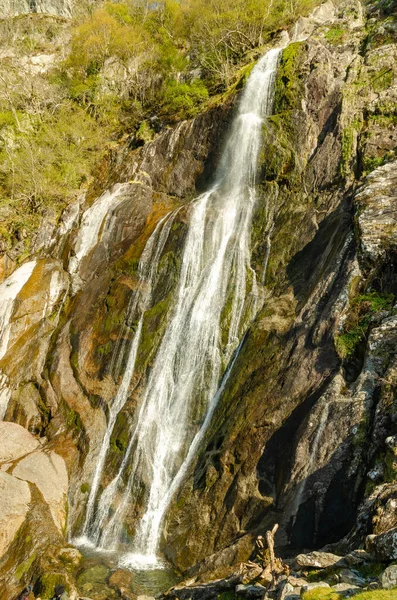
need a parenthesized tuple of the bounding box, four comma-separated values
(162, 0, 397, 575)
(0, 79, 232, 593)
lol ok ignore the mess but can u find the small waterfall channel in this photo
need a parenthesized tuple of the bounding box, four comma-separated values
(77, 47, 282, 568)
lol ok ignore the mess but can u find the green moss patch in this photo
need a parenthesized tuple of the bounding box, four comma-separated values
(274, 42, 304, 113)
(325, 27, 347, 45)
(335, 292, 395, 358)
(36, 573, 70, 598)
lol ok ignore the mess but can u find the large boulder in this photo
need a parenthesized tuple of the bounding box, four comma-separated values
(0, 471, 31, 558)
(0, 421, 40, 464)
(294, 551, 344, 569)
(380, 565, 397, 590)
(370, 527, 397, 561)
(12, 450, 68, 532)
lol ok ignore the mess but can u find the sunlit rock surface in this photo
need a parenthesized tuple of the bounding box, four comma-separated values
(0, 472, 31, 558)
(0, 0, 73, 18)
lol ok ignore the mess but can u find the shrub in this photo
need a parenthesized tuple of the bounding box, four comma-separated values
(162, 79, 209, 116)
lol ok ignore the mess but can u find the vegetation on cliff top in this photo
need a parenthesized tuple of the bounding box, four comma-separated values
(0, 0, 320, 250)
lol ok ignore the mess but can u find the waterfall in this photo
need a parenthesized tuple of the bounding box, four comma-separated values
(80, 211, 179, 539)
(79, 47, 282, 567)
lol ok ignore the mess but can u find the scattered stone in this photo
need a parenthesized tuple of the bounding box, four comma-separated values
(287, 576, 307, 588)
(109, 569, 135, 600)
(338, 569, 366, 587)
(366, 582, 380, 591)
(344, 550, 374, 565)
(277, 581, 295, 600)
(370, 527, 397, 561)
(365, 534, 376, 551)
(380, 564, 397, 589)
(165, 576, 239, 600)
(235, 583, 267, 598)
(137, 596, 155, 600)
(301, 582, 331, 592)
(331, 583, 362, 597)
(57, 546, 83, 567)
(294, 551, 344, 569)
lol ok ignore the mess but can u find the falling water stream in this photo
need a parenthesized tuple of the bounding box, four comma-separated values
(77, 47, 282, 569)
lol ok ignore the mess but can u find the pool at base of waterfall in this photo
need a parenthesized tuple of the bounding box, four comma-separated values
(73, 538, 179, 598)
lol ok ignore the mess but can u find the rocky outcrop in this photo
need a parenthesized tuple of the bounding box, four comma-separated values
(0, 422, 73, 598)
(0, 0, 73, 18)
(12, 449, 68, 532)
(0, 472, 31, 558)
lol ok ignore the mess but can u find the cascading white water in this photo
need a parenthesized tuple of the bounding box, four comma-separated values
(80, 47, 281, 567)
(79, 211, 179, 542)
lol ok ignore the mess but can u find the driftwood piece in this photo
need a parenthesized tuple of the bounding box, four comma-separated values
(266, 523, 279, 576)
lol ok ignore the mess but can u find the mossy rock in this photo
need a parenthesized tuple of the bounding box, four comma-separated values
(324, 26, 347, 45)
(36, 572, 70, 598)
(14, 551, 37, 581)
(110, 410, 131, 455)
(77, 563, 111, 587)
(217, 592, 236, 600)
(274, 42, 305, 114)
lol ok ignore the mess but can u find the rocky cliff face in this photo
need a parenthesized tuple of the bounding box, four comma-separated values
(0, 0, 73, 18)
(0, 0, 396, 597)
(163, 0, 397, 575)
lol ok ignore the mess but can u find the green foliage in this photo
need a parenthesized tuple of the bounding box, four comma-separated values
(80, 482, 90, 494)
(362, 152, 396, 175)
(162, 79, 209, 116)
(66, 3, 148, 73)
(0, 0, 323, 252)
(352, 592, 397, 599)
(0, 111, 18, 128)
(335, 292, 395, 358)
(37, 573, 69, 598)
(0, 101, 104, 234)
(14, 551, 37, 581)
(325, 26, 346, 44)
(217, 593, 236, 600)
(136, 121, 155, 143)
